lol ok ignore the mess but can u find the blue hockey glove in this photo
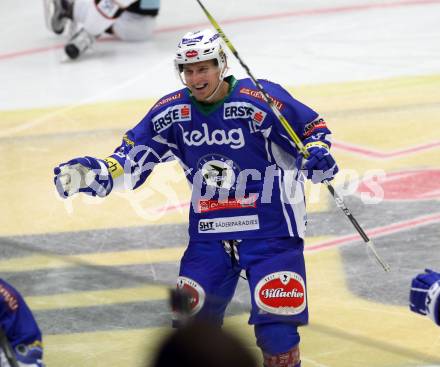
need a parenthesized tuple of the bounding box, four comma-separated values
(54, 156, 113, 198)
(410, 269, 440, 326)
(297, 142, 339, 184)
(14, 342, 45, 367)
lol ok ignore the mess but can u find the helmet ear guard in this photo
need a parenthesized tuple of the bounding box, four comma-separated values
(174, 29, 228, 85)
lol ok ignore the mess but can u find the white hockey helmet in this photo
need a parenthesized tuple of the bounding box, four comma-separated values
(174, 29, 228, 82)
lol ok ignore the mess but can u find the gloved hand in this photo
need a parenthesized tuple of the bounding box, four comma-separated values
(0, 344, 44, 367)
(54, 156, 113, 198)
(15, 342, 45, 367)
(297, 142, 339, 184)
(410, 269, 440, 326)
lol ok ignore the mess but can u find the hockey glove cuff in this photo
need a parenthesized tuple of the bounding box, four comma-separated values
(410, 269, 440, 326)
(14, 342, 45, 367)
(297, 142, 339, 184)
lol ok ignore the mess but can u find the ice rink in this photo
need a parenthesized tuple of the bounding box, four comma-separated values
(1, 0, 440, 366)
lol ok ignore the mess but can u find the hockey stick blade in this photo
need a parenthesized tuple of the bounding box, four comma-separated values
(324, 181, 390, 272)
(195, 0, 390, 272)
(366, 239, 391, 272)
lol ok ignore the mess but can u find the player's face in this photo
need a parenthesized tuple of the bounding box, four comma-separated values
(182, 60, 223, 102)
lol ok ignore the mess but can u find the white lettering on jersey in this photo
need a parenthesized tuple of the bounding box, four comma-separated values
(223, 102, 267, 125)
(152, 104, 191, 133)
(182, 123, 245, 150)
(198, 215, 259, 233)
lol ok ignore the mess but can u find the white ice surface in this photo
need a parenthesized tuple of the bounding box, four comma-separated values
(0, 0, 439, 110)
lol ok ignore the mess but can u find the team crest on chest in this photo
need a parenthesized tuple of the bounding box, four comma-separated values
(255, 271, 306, 315)
(197, 154, 240, 190)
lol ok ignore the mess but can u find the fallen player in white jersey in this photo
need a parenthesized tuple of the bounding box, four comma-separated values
(44, 0, 160, 59)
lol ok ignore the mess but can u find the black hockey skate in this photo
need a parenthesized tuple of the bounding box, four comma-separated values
(43, 0, 73, 34)
(65, 28, 95, 59)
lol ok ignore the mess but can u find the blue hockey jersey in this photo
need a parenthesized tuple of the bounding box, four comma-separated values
(106, 76, 332, 240)
(0, 279, 44, 366)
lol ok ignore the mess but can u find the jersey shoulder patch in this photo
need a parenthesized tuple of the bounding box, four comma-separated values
(151, 89, 187, 111)
(149, 89, 192, 133)
(0, 280, 19, 312)
(151, 103, 192, 133)
(236, 78, 285, 111)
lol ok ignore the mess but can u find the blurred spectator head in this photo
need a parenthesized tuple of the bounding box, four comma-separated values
(150, 321, 257, 367)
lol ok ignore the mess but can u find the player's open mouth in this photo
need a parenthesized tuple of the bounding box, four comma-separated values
(194, 83, 208, 91)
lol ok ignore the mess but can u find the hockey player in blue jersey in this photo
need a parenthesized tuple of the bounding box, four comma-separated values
(0, 279, 44, 367)
(54, 29, 339, 367)
(410, 269, 440, 326)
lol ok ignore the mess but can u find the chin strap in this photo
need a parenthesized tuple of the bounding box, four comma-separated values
(203, 63, 229, 102)
(204, 79, 225, 102)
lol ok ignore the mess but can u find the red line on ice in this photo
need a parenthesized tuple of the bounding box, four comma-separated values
(1, 0, 439, 60)
(306, 212, 440, 252)
(156, 0, 440, 33)
(332, 140, 440, 159)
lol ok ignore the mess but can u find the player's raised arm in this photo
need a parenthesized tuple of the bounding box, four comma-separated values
(53, 109, 173, 199)
(261, 82, 339, 184)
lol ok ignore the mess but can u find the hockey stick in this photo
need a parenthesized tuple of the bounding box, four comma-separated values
(195, 0, 390, 272)
(0, 326, 19, 367)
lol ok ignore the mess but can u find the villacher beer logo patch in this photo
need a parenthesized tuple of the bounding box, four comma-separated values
(176, 276, 205, 315)
(254, 271, 306, 315)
